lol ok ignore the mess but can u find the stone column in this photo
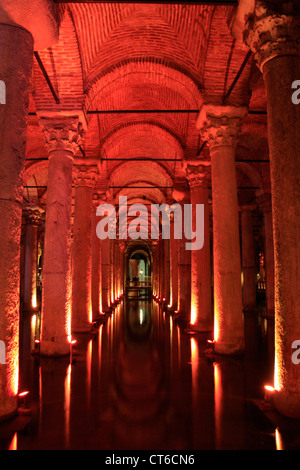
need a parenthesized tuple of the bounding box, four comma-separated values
(72, 164, 97, 332)
(39, 116, 84, 356)
(91, 192, 102, 318)
(169, 219, 179, 310)
(151, 241, 159, 297)
(0, 24, 33, 420)
(163, 238, 170, 304)
(23, 207, 44, 312)
(259, 193, 275, 317)
(240, 206, 257, 312)
(242, 2, 300, 417)
(177, 199, 191, 319)
(186, 164, 212, 331)
(197, 105, 247, 355)
(99, 195, 112, 313)
(118, 241, 126, 297)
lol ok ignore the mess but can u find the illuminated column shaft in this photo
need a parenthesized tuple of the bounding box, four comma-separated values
(260, 193, 275, 316)
(164, 238, 170, 303)
(101, 237, 111, 312)
(241, 207, 256, 311)
(23, 208, 43, 311)
(119, 242, 126, 296)
(72, 165, 97, 332)
(177, 200, 191, 318)
(0, 24, 33, 419)
(151, 242, 159, 296)
(197, 105, 246, 355)
(91, 193, 102, 317)
(170, 222, 178, 309)
(40, 116, 83, 355)
(187, 164, 212, 331)
(244, 5, 300, 417)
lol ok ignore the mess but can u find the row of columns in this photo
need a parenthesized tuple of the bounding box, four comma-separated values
(0, 1, 299, 421)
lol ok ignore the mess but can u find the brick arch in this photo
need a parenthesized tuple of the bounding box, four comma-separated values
(33, 7, 84, 112)
(202, 5, 254, 106)
(101, 121, 184, 159)
(23, 160, 49, 184)
(83, 61, 202, 157)
(85, 61, 202, 113)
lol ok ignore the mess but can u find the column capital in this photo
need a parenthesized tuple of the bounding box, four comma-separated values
(196, 105, 248, 150)
(186, 164, 210, 189)
(241, 1, 300, 71)
(39, 115, 85, 156)
(73, 164, 98, 189)
(24, 206, 45, 226)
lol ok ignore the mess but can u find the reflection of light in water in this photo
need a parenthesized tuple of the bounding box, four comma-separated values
(64, 364, 71, 448)
(87, 339, 92, 392)
(275, 428, 284, 450)
(8, 433, 17, 450)
(98, 324, 103, 365)
(214, 362, 222, 449)
(190, 338, 198, 392)
(139, 308, 144, 325)
(177, 325, 181, 366)
(31, 314, 37, 349)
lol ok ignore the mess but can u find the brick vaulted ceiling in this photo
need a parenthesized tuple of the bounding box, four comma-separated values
(25, 2, 269, 218)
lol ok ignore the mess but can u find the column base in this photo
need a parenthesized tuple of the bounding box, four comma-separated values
(40, 338, 70, 357)
(188, 322, 213, 333)
(214, 337, 245, 356)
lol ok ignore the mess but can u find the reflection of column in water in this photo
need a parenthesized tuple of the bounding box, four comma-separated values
(213, 361, 246, 450)
(275, 428, 284, 450)
(39, 359, 70, 448)
(190, 338, 214, 449)
(8, 433, 17, 450)
(214, 362, 222, 449)
(64, 364, 71, 449)
(87, 339, 93, 410)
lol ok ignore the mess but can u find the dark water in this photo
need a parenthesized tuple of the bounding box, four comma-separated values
(0, 300, 293, 450)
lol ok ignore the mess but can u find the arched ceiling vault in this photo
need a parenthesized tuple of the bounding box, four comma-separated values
(26, 3, 268, 214)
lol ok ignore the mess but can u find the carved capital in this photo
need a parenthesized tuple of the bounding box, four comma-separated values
(40, 116, 85, 155)
(243, 1, 300, 70)
(24, 206, 45, 226)
(186, 164, 210, 189)
(73, 164, 98, 189)
(196, 105, 247, 150)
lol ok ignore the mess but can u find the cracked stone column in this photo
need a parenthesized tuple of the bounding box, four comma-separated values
(72, 163, 97, 333)
(241, 1, 300, 418)
(23, 207, 44, 312)
(186, 164, 212, 331)
(197, 105, 247, 355)
(39, 116, 84, 356)
(240, 206, 257, 312)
